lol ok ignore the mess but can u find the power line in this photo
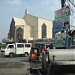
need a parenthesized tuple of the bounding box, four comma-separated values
(67, 1, 75, 26)
(67, 1, 75, 18)
(68, 0, 75, 7)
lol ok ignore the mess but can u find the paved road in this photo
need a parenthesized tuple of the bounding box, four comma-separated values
(0, 50, 30, 75)
(0, 50, 75, 75)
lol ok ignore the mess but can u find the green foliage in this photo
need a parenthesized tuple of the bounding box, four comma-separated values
(0, 42, 7, 49)
(18, 39, 27, 43)
(2, 39, 6, 43)
(22, 39, 27, 43)
(0, 42, 2, 49)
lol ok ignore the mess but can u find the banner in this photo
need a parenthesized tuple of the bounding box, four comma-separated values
(55, 6, 71, 19)
(55, 33, 66, 47)
(53, 16, 70, 32)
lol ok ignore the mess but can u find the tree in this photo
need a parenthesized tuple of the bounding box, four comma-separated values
(2, 39, 7, 43)
(0, 42, 2, 49)
(18, 39, 27, 43)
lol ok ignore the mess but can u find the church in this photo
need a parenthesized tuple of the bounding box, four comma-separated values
(8, 9, 53, 42)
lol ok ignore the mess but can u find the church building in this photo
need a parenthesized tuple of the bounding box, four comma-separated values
(8, 9, 53, 42)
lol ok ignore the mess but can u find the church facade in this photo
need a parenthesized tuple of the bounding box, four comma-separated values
(8, 9, 53, 42)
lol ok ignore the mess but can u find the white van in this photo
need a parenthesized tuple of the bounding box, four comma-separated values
(1, 43, 32, 57)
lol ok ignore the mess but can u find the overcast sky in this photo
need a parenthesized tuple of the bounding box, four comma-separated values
(0, 0, 61, 42)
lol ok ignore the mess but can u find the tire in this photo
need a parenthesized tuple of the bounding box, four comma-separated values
(47, 64, 61, 75)
(47, 63, 52, 75)
(41, 51, 47, 74)
(29, 58, 31, 62)
(9, 53, 14, 58)
(24, 52, 28, 57)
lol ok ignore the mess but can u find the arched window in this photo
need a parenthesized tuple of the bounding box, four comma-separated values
(17, 27, 23, 41)
(42, 23, 47, 38)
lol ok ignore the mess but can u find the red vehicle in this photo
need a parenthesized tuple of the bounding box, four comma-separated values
(29, 46, 39, 61)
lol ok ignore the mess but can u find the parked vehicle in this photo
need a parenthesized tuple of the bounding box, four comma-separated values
(29, 46, 40, 61)
(41, 46, 75, 74)
(1, 43, 32, 57)
(29, 43, 52, 62)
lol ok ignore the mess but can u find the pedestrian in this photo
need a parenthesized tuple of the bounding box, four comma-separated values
(41, 45, 46, 51)
(49, 43, 53, 49)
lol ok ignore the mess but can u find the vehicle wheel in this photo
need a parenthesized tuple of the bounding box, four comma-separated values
(24, 52, 28, 57)
(47, 64, 61, 75)
(9, 53, 14, 58)
(29, 58, 31, 62)
(41, 51, 47, 74)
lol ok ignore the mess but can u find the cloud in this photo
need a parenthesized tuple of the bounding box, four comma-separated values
(27, 0, 61, 20)
(8, 0, 22, 4)
(0, 0, 62, 42)
(1, 0, 22, 6)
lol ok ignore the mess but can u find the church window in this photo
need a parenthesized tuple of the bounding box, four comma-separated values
(17, 27, 23, 41)
(42, 23, 47, 38)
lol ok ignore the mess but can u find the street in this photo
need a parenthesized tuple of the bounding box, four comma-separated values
(0, 50, 43, 75)
(0, 50, 30, 75)
(0, 50, 75, 75)
(0, 0, 75, 75)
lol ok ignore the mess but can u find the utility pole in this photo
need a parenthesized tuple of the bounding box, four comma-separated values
(61, 0, 71, 49)
(61, 0, 66, 8)
(68, 0, 75, 7)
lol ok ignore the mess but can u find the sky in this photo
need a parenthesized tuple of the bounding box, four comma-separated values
(0, 0, 61, 42)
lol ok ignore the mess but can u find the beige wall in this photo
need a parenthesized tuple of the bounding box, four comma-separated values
(24, 13, 53, 39)
(9, 12, 53, 42)
(24, 14, 38, 39)
(14, 17, 26, 26)
(23, 25, 30, 39)
(38, 18, 53, 39)
(16, 25, 30, 40)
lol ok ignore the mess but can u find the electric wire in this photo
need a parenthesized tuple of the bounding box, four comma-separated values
(68, 0, 75, 7)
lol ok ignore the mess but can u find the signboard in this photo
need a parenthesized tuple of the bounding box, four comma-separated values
(55, 33, 66, 47)
(53, 16, 70, 33)
(53, 27, 64, 33)
(54, 6, 70, 48)
(55, 6, 70, 19)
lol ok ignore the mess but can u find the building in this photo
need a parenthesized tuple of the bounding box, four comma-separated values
(8, 9, 53, 42)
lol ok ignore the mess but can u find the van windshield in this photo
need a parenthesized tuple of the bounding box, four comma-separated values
(31, 48, 37, 52)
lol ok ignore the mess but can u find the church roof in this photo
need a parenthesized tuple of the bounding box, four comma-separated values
(13, 17, 27, 26)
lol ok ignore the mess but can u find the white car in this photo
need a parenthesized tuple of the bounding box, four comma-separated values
(1, 43, 32, 57)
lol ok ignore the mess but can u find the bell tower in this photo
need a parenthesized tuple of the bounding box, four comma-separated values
(25, 9, 28, 15)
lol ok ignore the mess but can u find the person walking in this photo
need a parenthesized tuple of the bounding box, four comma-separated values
(41, 45, 46, 51)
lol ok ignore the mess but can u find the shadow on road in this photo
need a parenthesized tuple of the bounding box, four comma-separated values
(27, 68, 46, 75)
(25, 65, 75, 75)
(60, 65, 75, 75)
